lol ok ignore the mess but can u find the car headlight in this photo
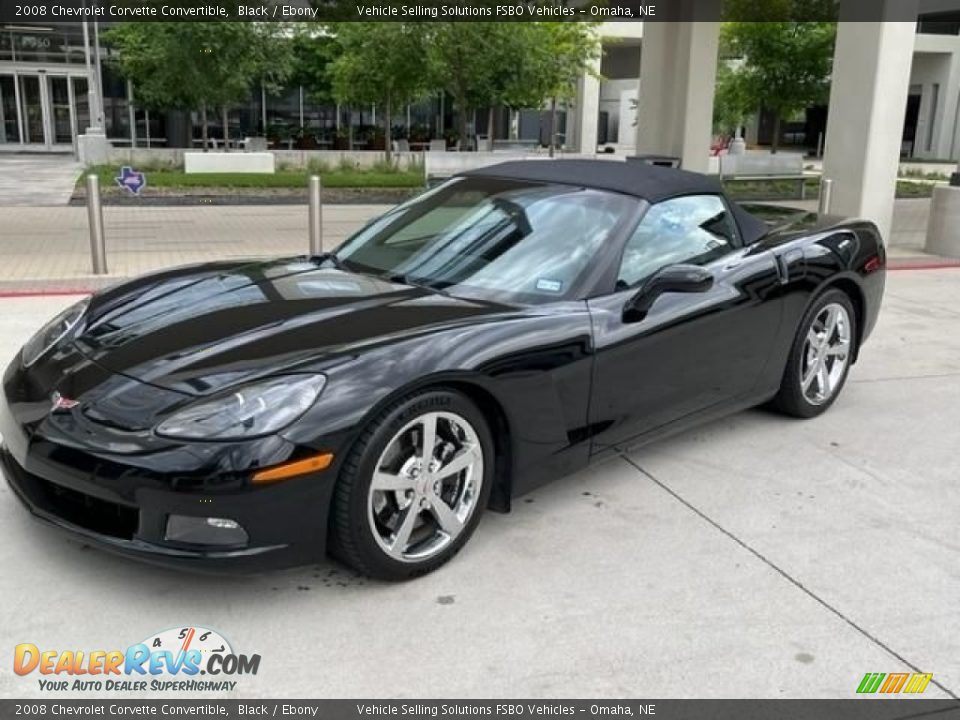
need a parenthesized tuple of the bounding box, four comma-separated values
(155, 375, 326, 441)
(22, 298, 90, 368)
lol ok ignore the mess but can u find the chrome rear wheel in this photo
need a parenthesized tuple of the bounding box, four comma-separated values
(800, 302, 852, 406)
(772, 288, 858, 419)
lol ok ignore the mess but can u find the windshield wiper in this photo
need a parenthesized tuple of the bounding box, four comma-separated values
(308, 252, 349, 271)
(387, 272, 451, 297)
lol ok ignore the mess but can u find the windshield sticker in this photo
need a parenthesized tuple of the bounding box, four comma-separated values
(536, 278, 563, 293)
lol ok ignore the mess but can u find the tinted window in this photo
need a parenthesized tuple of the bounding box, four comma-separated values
(617, 195, 739, 288)
(336, 177, 638, 303)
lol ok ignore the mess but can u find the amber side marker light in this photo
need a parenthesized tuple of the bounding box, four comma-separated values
(252, 452, 334, 484)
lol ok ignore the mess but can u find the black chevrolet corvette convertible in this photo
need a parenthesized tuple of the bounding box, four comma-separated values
(0, 160, 885, 579)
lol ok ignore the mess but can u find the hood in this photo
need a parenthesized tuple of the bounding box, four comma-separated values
(72, 258, 510, 396)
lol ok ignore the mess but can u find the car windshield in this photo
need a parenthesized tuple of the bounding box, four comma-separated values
(335, 176, 638, 303)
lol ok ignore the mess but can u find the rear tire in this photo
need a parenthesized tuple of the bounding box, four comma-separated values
(330, 389, 493, 581)
(772, 289, 856, 419)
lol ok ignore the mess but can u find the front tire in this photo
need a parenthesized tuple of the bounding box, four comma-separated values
(772, 289, 856, 418)
(330, 389, 493, 580)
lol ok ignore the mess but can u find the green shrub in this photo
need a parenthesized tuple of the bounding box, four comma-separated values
(370, 158, 401, 174)
(306, 157, 331, 174)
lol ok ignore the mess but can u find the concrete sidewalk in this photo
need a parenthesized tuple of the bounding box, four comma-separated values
(0, 204, 385, 290)
(0, 198, 955, 291)
(0, 155, 82, 207)
(0, 269, 957, 698)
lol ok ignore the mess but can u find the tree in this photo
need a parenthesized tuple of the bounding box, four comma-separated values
(712, 61, 750, 137)
(248, 23, 297, 126)
(718, 0, 837, 152)
(426, 22, 601, 152)
(290, 26, 337, 105)
(512, 23, 602, 155)
(106, 22, 292, 149)
(286, 25, 339, 144)
(426, 23, 507, 150)
(472, 23, 532, 147)
(327, 23, 431, 161)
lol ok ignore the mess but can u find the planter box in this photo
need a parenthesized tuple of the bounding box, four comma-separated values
(719, 152, 803, 178)
(184, 152, 275, 174)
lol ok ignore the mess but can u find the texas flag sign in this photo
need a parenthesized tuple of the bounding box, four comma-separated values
(115, 166, 147, 195)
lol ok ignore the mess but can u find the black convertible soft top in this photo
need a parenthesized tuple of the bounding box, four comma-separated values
(464, 159, 720, 203)
(462, 159, 770, 245)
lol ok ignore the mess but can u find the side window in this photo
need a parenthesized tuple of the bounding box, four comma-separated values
(617, 195, 740, 288)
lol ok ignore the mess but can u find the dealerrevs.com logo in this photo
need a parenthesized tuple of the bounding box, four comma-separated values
(14, 626, 261, 693)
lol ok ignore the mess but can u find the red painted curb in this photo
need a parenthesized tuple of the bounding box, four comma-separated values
(887, 262, 960, 271)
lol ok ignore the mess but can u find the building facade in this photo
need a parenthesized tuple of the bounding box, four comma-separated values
(0, 21, 577, 153)
(583, 14, 960, 162)
(905, 14, 960, 160)
(0, 24, 93, 151)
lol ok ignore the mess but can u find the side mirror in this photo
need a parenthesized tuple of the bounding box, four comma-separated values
(622, 264, 714, 323)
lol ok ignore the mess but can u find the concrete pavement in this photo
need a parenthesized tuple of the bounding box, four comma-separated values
(0, 268, 956, 699)
(0, 204, 386, 290)
(0, 154, 82, 207)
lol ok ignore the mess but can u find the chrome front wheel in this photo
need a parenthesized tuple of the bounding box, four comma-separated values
(366, 410, 484, 563)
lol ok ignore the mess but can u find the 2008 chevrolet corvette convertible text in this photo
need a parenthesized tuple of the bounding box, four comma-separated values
(0, 160, 885, 580)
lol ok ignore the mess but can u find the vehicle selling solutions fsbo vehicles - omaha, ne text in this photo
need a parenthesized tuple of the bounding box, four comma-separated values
(0, 160, 885, 580)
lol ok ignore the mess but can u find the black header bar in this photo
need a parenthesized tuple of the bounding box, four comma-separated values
(0, 0, 948, 24)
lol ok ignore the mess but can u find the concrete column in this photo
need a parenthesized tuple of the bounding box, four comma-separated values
(925, 186, 960, 258)
(947, 57, 960, 161)
(634, 8, 720, 173)
(927, 84, 960, 258)
(744, 112, 760, 147)
(571, 53, 602, 155)
(822, 3, 917, 244)
(78, 20, 109, 163)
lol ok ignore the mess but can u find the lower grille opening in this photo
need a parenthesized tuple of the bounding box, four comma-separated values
(3, 451, 139, 540)
(37, 480, 139, 540)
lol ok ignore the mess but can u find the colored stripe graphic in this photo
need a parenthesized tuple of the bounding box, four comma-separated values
(857, 673, 886, 694)
(880, 673, 910, 693)
(857, 672, 933, 694)
(903, 673, 933, 694)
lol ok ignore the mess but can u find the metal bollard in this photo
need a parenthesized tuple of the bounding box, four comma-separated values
(85, 174, 108, 275)
(818, 177, 833, 216)
(308, 175, 323, 256)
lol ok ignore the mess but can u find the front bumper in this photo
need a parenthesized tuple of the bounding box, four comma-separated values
(0, 393, 339, 573)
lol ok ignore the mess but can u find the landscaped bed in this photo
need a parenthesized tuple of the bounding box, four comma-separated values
(72, 163, 939, 206)
(71, 164, 425, 205)
(723, 176, 937, 201)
